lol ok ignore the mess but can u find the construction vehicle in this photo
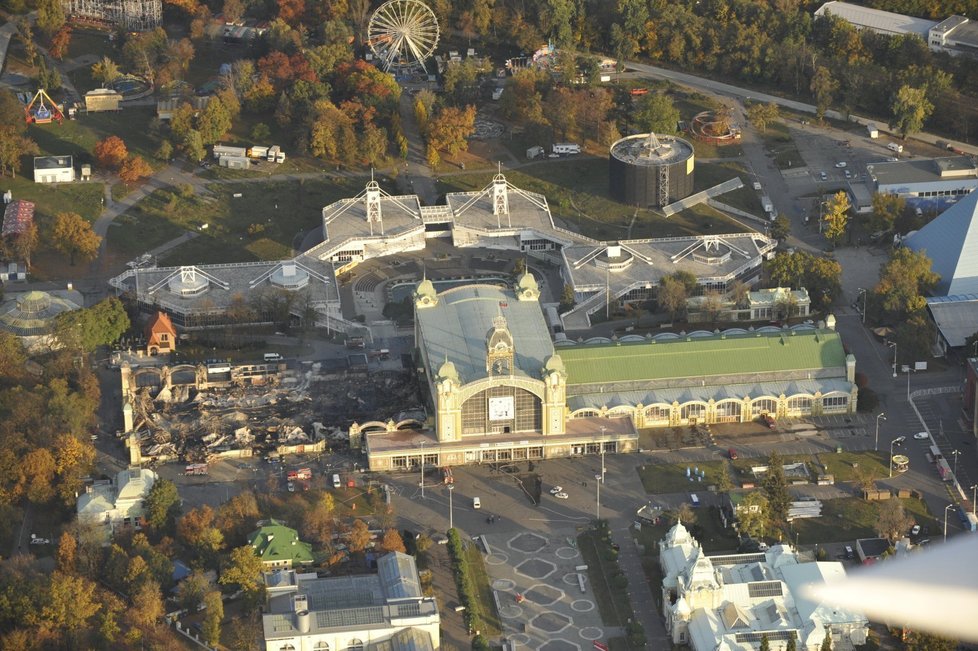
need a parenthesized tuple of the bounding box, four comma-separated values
(24, 89, 64, 125)
(185, 463, 208, 476)
(287, 468, 312, 481)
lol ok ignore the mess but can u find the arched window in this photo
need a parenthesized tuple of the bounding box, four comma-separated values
(280, 645, 296, 651)
(681, 403, 706, 419)
(347, 640, 364, 651)
(314, 643, 330, 650)
(751, 398, 778, 416)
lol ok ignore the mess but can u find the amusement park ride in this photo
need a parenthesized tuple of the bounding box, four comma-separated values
(24, 89, 64, 125)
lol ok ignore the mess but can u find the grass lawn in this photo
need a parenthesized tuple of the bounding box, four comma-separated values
(463, 542, 502, 637)
(65, 29, 117, 62)
(0, 176, 104, 221)
(107, 176, 374, 264)
(637, 460, 729, 494)
(440, 159, 748, 241)
(578, 528, 632, 627)
(694, 160, 764, 215)
(761, 121, 804, 170)
(791, 497, 878, 543)
(27, 107, 163, 168)
(818, 450, 890, 483)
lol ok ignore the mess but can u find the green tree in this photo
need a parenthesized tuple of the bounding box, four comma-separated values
(155, 139, 173, 162)
(201, 590, 223, 645)
(903, 631, 956, 651)
(36, 60, 61, 92)
(746, 102, 781, 132)
(251, 122, 272, 142)
(894, 312, 935, 366)
(823, 191, 850, 246)
(219, 545, 264, 603)
(53, 297, 129, 352)
(183, 129, 206, 162)
(42, 571, 101, 643)
(36, 0, 66, 36)
(759, 633, 770, 651)
(736, 491, 768, 539)
(633, 92, 680, 135)
(770, 214, 790, 241)
(820, 630, 832, 651)
(90, 56, 120, 86)
(868, 192, 905, 234)
(144, 478, 180, 532)
(762, 451, 790, 530)
(559, 284, 576, 312)
(810, 66, 838, 121)
(891, 85, 934, 139)
(129, 579, 164, 631)
(176, 570, 209, 612)
(197, 97, 232, 144)
(874, 248, 938, 321)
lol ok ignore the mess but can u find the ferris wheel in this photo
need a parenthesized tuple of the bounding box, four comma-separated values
(367, 0, 440, 74)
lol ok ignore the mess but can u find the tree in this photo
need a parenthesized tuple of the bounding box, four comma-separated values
(16, 448, 57, 503)
(657, 276, 688, 320)
(49, 25, 72, 60)
(36, 0, 66, 36)
(36, 60, 61, 92)
(55, 531, 77, 574)
(676, 502, 695, 525)
(197, 97, 232, 144)
(91, 56, 121, 86)
(737, 491, 769, 539)
(251, 122, 271, 142)
(891, 85, 933, 139)
(0, 127, 39, 178)
(94, 136, 128, 171)
(715, 463, 733, 494)
(746, 102, 781, 132)
(176, 570, 209, 612)
(762, 451, 790, 529)
(129, 580, 164, 631)
(633, 92, 680, 135)
(559, 284, 575, 312)
(144, 478, 180, 532)
(201, 590, 223, 645)
(220, 545, 264, 603)
(118, 155, 153, 185)
(876, 498, 914, 542)
(177, 506, 225, 560)
(42, 572, 101, 642)
(347, 519, 372, 553)
(770, 214, 790, 241)
(903, 631, 957, 651)
(155, 139, 173, 161)
(183, 129, 206, 162)
(426, 105, 477, 156)
(786, 635, 797, 651)
(868, 193, 905, 234)
(8, 221, 39, 269)
(820, 630, 832, 651)
(53, 296, 129, 352)
(0, 331, 26, 381)
(215, 491, 260, 543)
(873, 248, 938, 321)
(759, 633, 770, 651)
(810, 66, 838, 121)
(823, 191, 850, 246)
(379, 529, 406, 554)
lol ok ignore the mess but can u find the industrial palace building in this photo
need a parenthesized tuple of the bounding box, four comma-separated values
(111, 174, 857, 470)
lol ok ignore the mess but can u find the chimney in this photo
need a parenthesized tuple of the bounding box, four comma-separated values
(295, 609, 311, 633)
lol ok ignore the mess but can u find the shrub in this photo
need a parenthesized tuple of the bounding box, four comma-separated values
(857, 387, 879, 412)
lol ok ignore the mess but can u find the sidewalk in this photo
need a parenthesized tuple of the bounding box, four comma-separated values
(610, 524, 670, 648)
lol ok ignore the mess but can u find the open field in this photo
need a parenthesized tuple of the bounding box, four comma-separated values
(107, 176, 384, 264)
(1, 175, 104, 221)
(761, 121, 804, 171)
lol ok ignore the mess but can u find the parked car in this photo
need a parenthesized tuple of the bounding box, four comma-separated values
(844, 545, 854, 559)
(835, 161, 847, 168)
(29, 535, 50, 545)
(549, 486, 563, 495)
(287, 482, 295, 493)
(554, 492, 569, 499)
(761, 414, 776, 429)
(728, 448, 739, 460)
(911, 525, 921, 536)
(914, 431, 929, 440)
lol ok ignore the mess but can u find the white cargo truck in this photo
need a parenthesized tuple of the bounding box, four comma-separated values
(867, 123, 879, 138)
(267, 145, 286, 163)
(761, 196, 774, 214)
(213, 145, 247, 159)
(248, 145, 269, 159)
(887, 142, 903, 153)
(552, 143, 582, 155)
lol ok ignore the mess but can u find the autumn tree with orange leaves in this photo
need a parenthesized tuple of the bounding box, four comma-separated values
(119, 155, 152, 184)
(94, 136, 128, 171)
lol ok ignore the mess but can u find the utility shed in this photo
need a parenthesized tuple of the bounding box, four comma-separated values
(84, 88, 123, 112)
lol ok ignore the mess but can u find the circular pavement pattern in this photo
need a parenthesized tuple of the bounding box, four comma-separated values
(562, 572, 579, 586)
(492, 579, 516, 591)
(499, 605, 523, 619)
(578, 627, 603, 641)
(486, 553, 509, 565)
(508, 633, 531, 646)
(555, 546, 579, 559)
(571, 599, 595, 613)
(539, 640, 580, 651)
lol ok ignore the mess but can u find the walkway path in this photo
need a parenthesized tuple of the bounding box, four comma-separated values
(610, 525, 670, 648)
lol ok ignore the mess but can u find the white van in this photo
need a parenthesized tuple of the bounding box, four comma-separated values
(887, 142, 903, 153)
(264, 352, 283, 362)
(473, 497, 481, 509)
(332, 474, 341, 488)
(552, 143, 582, 155)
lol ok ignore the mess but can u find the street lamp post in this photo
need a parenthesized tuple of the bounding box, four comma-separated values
(889, 436, 906, 478)
(595, 473, 602, 520)
(875, 413, 886, 452)
(448, 484, 454, 530)
(971, 485, 977, 516)
(419, 441, 425, 499)
(906, 366, 913, 400)
(952, 449, 962, 478)
(945, 503, 955, 542)
(887, 341, 898, 378)
(856, 287, 867, 324)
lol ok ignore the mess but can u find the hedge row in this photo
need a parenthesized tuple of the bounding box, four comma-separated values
(446, 528, 483, 634)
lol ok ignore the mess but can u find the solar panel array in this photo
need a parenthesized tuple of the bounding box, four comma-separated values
(747, 581, 784, 598)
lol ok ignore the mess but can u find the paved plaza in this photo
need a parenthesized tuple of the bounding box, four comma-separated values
(482, 529, 612, 650)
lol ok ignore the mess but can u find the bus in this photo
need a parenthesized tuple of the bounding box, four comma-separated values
(936, 458, 953, 482)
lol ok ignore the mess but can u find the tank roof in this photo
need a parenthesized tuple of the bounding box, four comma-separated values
(610, 133, 694, 166)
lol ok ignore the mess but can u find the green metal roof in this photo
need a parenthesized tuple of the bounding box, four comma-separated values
(247, 519, 314, 565)
(561, 329, 846, 385)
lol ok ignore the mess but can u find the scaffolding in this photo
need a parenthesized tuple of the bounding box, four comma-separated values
(61, 0, 162, 31)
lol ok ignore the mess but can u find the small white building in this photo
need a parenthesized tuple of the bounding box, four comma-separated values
(76, 467, 159, 537)
(33, 155, 75, 183)
(262, 552, 440, 651)
(659, 523, 868, 650)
